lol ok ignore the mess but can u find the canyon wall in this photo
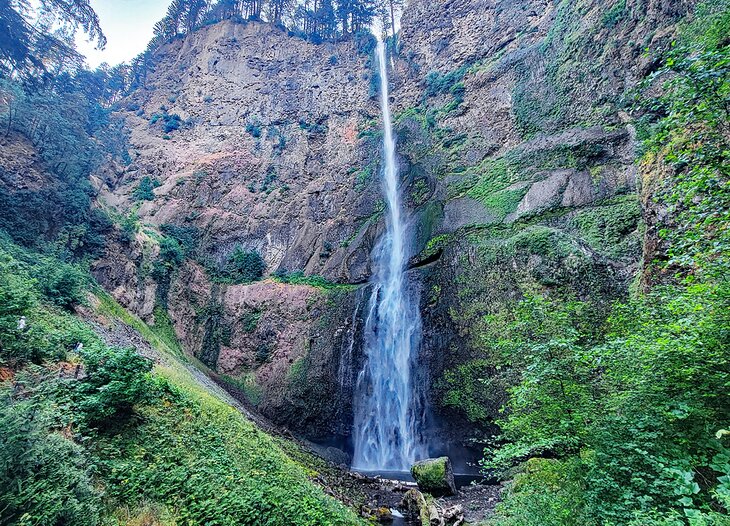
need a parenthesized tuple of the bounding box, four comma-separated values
(89, 0, 692, 457)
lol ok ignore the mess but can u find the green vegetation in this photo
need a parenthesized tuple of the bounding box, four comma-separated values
(132, 176, 160, 201)
(602, 0, 627, 28)
(0, 78, 123, 257)
(149, 110, 182, 134)
(424, 63, 470, 98)
(151, 236, 185, 303)
(299, 119, 328, 134)
(225, 247, 267, 283)
(572, 195, 641, 259)
(489, 458, 590, 526)
(274, 270, 351, 290)
(482, 4, 730, 524)
(241, 308, 263, 333)
(223, 371, 264, 406)
(458, 141, 606, 204)
(160, 223, 200, 255)
(0, 236, 363, 525)
(246, 121, 263, 138)
(480, 188, 527, 219)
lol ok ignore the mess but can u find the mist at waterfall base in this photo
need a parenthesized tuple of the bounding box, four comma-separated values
(350, 38, 428, 473)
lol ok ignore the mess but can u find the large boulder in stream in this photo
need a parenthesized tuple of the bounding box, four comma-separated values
(411, 457, 457, 496)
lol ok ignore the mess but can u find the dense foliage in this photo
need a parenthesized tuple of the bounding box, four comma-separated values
(482, 2, 730, 525)
(0, 0, 105, 82)
(0, 238, 363, 525)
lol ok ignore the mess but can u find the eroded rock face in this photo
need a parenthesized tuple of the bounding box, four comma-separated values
(91, 1, 689, 454)
(97, 20, 382, 285)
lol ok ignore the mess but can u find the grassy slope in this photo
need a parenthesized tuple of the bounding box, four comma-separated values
(91, 292, 364, 526)
(0, 237, 363, 526)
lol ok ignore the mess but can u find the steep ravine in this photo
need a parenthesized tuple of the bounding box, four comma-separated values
(92, 0, 691, 467)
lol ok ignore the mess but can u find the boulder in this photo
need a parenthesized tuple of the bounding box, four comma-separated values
(410, 457, 457, 496)
(401, 489, 429, 524)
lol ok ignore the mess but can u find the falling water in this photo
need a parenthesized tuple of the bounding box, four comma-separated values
(338, 288, 363, 391)
(352, 38, 427, 472)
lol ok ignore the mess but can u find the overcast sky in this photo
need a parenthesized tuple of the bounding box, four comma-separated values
(75, 0, 173, 68)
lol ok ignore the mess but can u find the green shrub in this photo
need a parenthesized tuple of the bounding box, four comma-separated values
(245, 121, 262, 138)
(163, 114, 181, 133)
(160, 223, 199, 255)
(36, 260, 87, 309)
(73, 345, 155, 430)
(224, 247, 266, 283)
(133, 176, 159, 201)
(424, 63, 470, 98)
(0, 394, 103, 526)
(151, 237, 185, 281)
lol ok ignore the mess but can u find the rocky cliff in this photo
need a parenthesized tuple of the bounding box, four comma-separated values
(91, 0, 693, 458)
(92, 21, 384, 444)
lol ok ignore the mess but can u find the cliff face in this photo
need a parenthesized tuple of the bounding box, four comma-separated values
(91, 1, 691, 455)
(98, 21, 382, 284)
(92, 21, 384, 443)
(385, 0, 691, 449)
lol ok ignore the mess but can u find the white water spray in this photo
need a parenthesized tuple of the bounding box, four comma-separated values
(352, 38, 427, 471)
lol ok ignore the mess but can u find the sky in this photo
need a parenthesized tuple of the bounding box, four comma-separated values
(75, 0, 173, 68)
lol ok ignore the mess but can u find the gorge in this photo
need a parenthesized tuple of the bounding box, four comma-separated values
(0, 0, 728, 524)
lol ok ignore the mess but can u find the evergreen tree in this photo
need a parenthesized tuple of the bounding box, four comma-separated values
(0, 0, 105, 80)
(315, 0, 337, 40)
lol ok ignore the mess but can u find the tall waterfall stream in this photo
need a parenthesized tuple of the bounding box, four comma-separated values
(352, 38, 427, 472)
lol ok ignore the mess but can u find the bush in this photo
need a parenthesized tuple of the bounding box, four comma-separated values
(132, 176, 159, 201)
(36, 260, 87, 309)
(245, 121, 262, 138)
(163, 114, 181, 133)
(224, 247, 266, 283)
(73, 345, 155, 429)
(160, 224, 199, 255)
(424, 63, 470, 98)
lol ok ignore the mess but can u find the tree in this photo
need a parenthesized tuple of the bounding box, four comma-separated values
(225, 247, 266, 283)
(315, 0, 337, 40)
(0, 0, 105, 80)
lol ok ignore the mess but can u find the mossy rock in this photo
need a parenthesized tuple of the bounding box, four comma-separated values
(410, 456, 457, 496)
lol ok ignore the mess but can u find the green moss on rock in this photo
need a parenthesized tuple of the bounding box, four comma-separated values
(410, 457, 457, 496)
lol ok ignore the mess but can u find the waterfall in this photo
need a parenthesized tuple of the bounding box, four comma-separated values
(338, 288, 363, 391)
(352, 38, 427, 472)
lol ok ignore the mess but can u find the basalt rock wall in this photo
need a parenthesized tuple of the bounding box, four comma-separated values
(90, 1, 693, 456)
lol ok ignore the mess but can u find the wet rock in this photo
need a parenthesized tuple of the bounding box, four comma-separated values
(441, 504, 465, 526)
(411, 457, 457, 497)
(375, 506, 394, 523)
(401, 488, 428, 524)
